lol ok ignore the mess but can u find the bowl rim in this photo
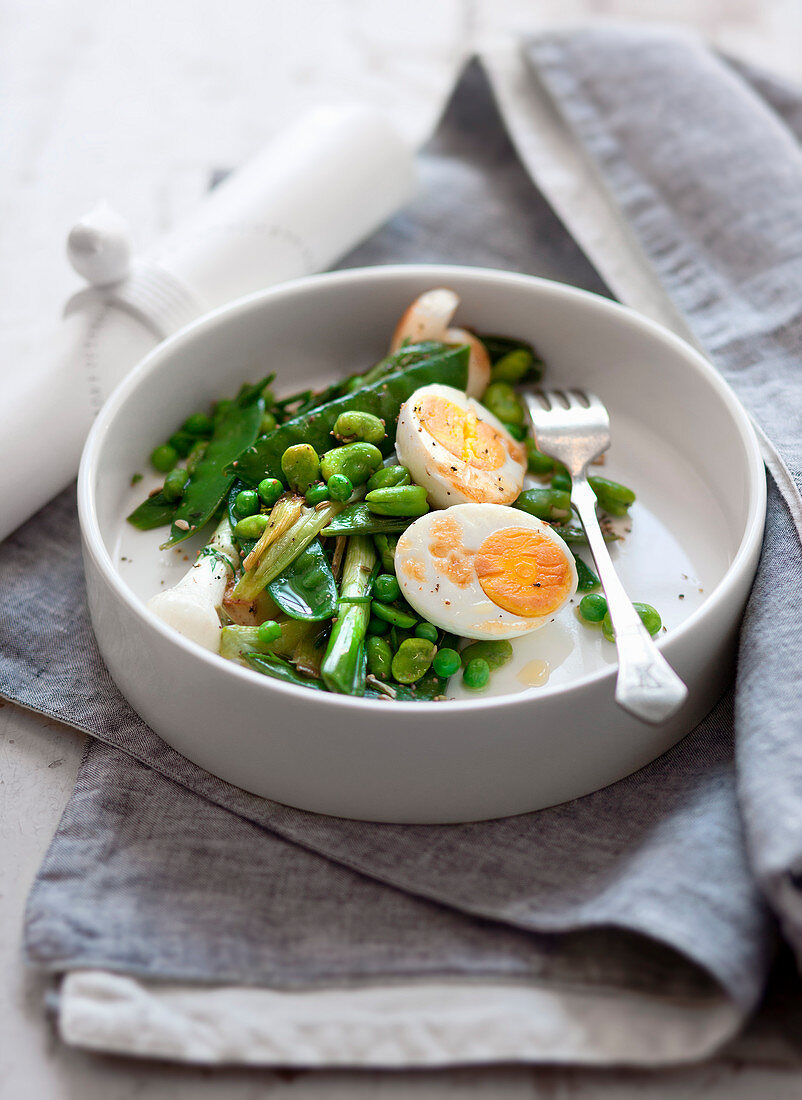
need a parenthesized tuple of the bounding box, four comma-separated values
(78, 263, 767, 714)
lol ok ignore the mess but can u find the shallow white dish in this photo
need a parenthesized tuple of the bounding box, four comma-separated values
(78, 265, 766, 823)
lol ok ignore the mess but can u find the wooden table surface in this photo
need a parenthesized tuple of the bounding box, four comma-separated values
(3, 1, 802, 1095)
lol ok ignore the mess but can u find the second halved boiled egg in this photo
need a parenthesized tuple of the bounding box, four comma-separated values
(395, 384, 527, 508)
(395, 504, 578, 640)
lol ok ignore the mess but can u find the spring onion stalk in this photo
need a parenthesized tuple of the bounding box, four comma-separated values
(321, 535, 376, 695)
(220, 621, 325, 665)
(146, 515, 238, 651)
(233, 497, 344, 601)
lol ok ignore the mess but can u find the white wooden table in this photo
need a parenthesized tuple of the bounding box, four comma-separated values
(3, 1, 802, 1095)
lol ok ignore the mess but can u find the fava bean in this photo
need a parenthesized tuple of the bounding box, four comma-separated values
(482, 381, 524, 426)
(333, 410, 386, 445)
(525, 438, 555, 476)
(321, 441, 383, 486)
(460, 640, 513, 671)
(513, 487, 572, 523)
(366, 465, 411, 493)
(551, 472, 572, 493)
(414, 622, 438, 644)
(281, 443, 320, 494)
(634, 602, 662, 636)
(367, 616, 391, 636)
(365, 484, 429, 517)
(589, 476, 635, 517)
(234, 513, 270, 539)
(392, 638, 436, 684)
(490, 348, 535, 384)
(370, 602, 417, 629)
(366, 635, 393, 679)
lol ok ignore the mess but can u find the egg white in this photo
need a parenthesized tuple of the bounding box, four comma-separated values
(395, 503, 578, 640)
(395, 384, 526, 509)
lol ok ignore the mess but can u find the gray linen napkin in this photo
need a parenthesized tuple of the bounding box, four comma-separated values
(6, 35, 802, 1063)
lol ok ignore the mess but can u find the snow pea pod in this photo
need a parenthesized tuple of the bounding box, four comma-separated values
(573, 552, 600, 592)
(322, 503, 413, 537)
(162, 393, 265, 548)
(267, 538, 338, 621)
(550, 522, 619, 545)
(366, 669, 447, 701)
(245, 652, 327, 691)
(127, 489, 177, 530)
(233, 345, 469, 486)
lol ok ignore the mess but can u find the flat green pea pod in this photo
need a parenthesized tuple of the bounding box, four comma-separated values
(365, 484, 429, 517)
(550, 523, 619, 546)
(490, 348, 534, 385)
(588, 475, 636, 517)
(321, 442, 383, 487)
(481, 381, 524, 426)
(373, 532, 399, 572)
(370, 602, 417, 629)
(573, 552, 600, 592)
(366, 464, 411, 493)
(246, 653, 327, 691)
(267, 538, 338, 621)
(459, 640, 513, 671)
(392, 638, 436, 684)
(127, 489, 178, 530)
(366, 635, 393, 680)
(233, 345, 469, 484)
(513, 487, 571, 523)
(367, 668, 447, 701)
(281, 443, 320, 494)
(322, 503, 412, 537)
(333, 410, 386, 446)
(161, 390, 265, 548)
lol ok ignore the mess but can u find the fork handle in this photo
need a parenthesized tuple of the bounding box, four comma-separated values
(571, 478, 689, 725)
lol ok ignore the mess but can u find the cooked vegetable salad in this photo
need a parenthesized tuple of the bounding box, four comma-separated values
(129, 288, 658, 700)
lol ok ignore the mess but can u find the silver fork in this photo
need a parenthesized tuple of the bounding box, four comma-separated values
(524, 389, 688, 725)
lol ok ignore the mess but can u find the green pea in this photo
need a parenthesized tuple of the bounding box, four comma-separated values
(333, 410, 386, 445)
(589, 476, 636, 517)
(460, 640, 513, 671)
(366, 465, 411, 493)
(433, 647, 461, 678)
(463, 657, 490, 690)
(321, 442, 383, 487)
(513, 487, 572, 523)
(579, 593, 608, 623)
(327, 473, 353, 502)
(234, 513, 270, 539)
(373, 574, 401, 603)
(234, 488, 260, 518)
(414, 622, 439, 644)
(258, 478, 284, 507)
(503, 422, 527, 441)
(365, 484, 429, 517)
(392, 638, 436, 684)
(281, 443, 320, 494)
(305, 483, 331, 505)
(162, 467, 187, 502)
(491, 348, 534, 384)
(373, 533, 399, 573)
(182, 412, 214, 436)
(367, 616, 391, 636)
(634, 602, 662, 637)
(169, 430, 195, 458)
(150, 443, 179, 473)
(370, 602, 417, 629)
(257, 620, 282, 646)
(366, 635, 393, 680)
(551, 472, 572, 493)
(525, 438, 555, 476)
(260, 410, 278, 434)
(482, 381, 524, 426)
(261, 383, 276, 405)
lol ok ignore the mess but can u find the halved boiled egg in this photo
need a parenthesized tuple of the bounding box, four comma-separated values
(395, 504, 578, 640)
(395, 384, 526, 508)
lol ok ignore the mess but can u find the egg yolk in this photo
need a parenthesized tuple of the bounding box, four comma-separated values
(417, 396, 506, 471)
(474, 527, 573, 617)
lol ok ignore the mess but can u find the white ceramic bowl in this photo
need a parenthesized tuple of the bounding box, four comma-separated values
(78, 265, 765, 823)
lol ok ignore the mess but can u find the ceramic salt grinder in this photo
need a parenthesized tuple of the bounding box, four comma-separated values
(1, 104, 415, 542)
